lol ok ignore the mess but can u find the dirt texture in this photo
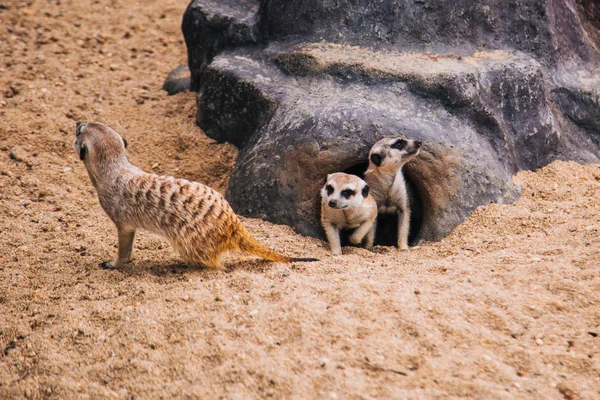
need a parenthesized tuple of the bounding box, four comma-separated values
(1, 1, 600, 399)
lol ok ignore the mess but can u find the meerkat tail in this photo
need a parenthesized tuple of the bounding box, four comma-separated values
(235, 228, 318, 263)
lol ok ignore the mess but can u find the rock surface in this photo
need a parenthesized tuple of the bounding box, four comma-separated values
(182, 0, 600, 242)
(162, 64, 191, 95)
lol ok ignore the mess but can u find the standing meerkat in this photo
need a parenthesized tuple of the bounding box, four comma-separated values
(364, 136, 422, 250)
(73, 122, 317, 269)
(320, 172, 378, 255)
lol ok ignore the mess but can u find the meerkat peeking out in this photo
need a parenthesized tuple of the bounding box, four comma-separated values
(73, 121, 317, 269)
(320, 172, 378, 255)
(364, 136, 422, 250)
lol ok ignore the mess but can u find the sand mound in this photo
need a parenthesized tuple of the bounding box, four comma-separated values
(1, 0, 599, 398)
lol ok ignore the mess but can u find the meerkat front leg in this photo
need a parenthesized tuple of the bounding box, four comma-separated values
(349, 219, 375, 248)
(100, 228, 136, 269)
(323, 223, 342, 256)
(397, 207, 410, 250)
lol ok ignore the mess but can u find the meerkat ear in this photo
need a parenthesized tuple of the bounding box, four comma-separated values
(122, 138, 128, 148)
(79, 144, 87, 160)
(362, 184, 370, 198)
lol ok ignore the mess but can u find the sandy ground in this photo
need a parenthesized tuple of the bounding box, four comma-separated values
(1, 0, 600, 399)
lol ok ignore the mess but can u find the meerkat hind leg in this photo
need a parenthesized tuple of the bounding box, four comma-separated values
(200, 255, 224, 270)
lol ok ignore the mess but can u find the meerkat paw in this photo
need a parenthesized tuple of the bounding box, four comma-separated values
(349, 234, 363, 245)
(99, 261, 115, 269)
(398, 244, 409, 251)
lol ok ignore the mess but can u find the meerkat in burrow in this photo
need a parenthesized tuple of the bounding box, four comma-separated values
(364, 136, 422, 250)
(320, 172, 378, 255)
(73, 121, 317, 269)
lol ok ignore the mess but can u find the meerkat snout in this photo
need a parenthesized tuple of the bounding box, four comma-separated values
(320, 173, 378, 255)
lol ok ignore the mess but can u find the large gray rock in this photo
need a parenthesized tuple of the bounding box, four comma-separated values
(181, 0, 600, 244)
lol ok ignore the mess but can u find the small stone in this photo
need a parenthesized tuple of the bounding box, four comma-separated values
(165, 297, 172, 302)
(414, 288, 420, 295)
(9, 151, 17, 160)
(320, 357, 329, 367)
(536, 338, 544, 345)
(250, 309, 259, 316)
(1, 170, 12, 177)
(109, 63, 118, 71)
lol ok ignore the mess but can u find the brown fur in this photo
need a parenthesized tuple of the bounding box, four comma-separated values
(73, 122, 315, 269)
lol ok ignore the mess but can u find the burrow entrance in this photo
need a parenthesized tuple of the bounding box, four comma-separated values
(340, 162, 424, 247)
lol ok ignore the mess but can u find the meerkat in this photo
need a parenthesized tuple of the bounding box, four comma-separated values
(320, 172, 378, 255)
(364, 136, 422, 250)
(73, 121, 317, 269)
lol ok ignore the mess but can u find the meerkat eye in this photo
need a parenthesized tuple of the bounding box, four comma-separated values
(326, 185, 334, 196)
(391, 139, 407, 150)
(341, 189, 355, 199)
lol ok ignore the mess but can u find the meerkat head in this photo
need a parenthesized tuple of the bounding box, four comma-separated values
(321, 172, 370, 210)
(368, 136, 422, 170)
(73, 122, 129, 182)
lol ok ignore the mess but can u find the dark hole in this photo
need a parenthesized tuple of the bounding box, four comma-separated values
(342, 163, 424, 247)
(343, 162, 369, 178)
